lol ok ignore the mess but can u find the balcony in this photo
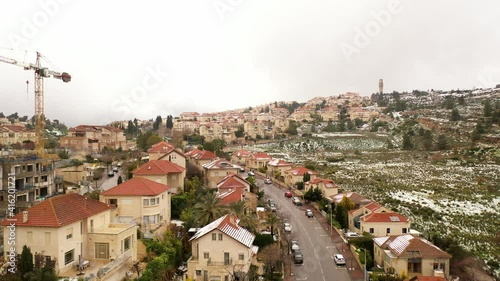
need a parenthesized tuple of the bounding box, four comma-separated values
(207, 257, 232, 266)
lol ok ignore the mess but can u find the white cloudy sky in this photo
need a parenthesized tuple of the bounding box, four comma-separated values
(1, 0, 499, 127)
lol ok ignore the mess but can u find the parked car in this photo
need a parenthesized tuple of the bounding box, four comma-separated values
(270, 204, 277, 212)
(334, 254, 346, 265)
(113, 167, 118, 172)
(345, 232, 361, 238)
(239, 167, 245, 173)
(264, 178, 272, 184)
(107, 170, 114, 177)
(293, 251, 304, 264)
(248, 171, 255, 176)
(292, 197, 302, 206)
(268, 199, 275, 206)
(283, 222, 292, 233)
(284, 191, 293, 198)
(291, 242, 300, 253)
(305, 209, 313, 218)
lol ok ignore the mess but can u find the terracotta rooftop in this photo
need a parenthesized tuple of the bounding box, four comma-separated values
(133, 160, 185, 175)
(218, 188, 244, 205)
(306, 178, 338, 188)
(285, 166, 318, 176)
(102, 177, 169, 196)
(217, 173, 249, 189)
(250, 152, 272, 161)
(232, 150, 252, 157)
(374, 234, 451, 259)
(361, 212, 409, 223)
(147, 141, 175, 153)
(0, 193, 110, 228)
(267, 159, 292, 167)
(203, 158, 239, 170)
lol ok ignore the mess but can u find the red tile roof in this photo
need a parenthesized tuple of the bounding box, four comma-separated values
(185, 149, 216, 160)
(364, 202, 382, 212)
(203, 158, 239, 170)
(0, 193, 110, 228)
(250, 152, 272, 161)
(1, 125, 31, 133)
(133, 160, 185, 175)
(102, 177, 169, 196)
(218, 188, 244, 205)
(147, 141, 175, 153)
(362, 212, 409, 223)
(267, 159, 292, 167)
(232, 150, 252, 157)
(285, 166, 318, 176)
(217, 174, 249, 189)
(306, 178, 338, 188)
(410, 277, 447, 281)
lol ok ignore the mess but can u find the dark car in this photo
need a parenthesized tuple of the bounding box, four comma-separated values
(293, 251, 304, 264)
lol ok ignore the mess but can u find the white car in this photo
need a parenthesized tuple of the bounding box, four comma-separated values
(345, 232, 361, 238)
(291, 243, 300, 252)
(264, 178, 272, 184)
(248, 171, 255, 176)
(283, 222, 292, 232)
(334, 254, 346, 265)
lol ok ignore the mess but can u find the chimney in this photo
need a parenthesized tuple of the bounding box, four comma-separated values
(148, 166, 151, 170)
(22, 211, 28, 223)
(228, 215, 235, 225)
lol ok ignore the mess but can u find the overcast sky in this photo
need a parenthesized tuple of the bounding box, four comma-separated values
(1, 1, 499, 127)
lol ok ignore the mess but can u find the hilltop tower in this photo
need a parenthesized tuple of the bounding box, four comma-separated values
(379, 79, 383, 94)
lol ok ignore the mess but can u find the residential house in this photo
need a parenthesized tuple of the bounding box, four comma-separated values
(60, 125, 126, 152)
(360, 212, 410, 237)
(348, 202, 386, 232)
(0, 125, 36, 145)
(243, 121, 264, 139)
(330, 192, 370, 209)
(318, 106, 340, 122)
(304, 178, 339, 199)
(216, 173, 251, 193)
(203, 159, 241, 189)
(147, 141, 186, 168)
(132, 160, 185, 193)
(185, 149, 217, 171)
(246, 152, 272, 171)
(180, 112, 201, 121)
(217, 188, 245, 205)
(283, 166, 318, 187)
(373, 234, 451, 279)
(348, 107, 380, 122)
(230, 150, 252, 167)
(187, 215, 258, 281)
(266, 159, 293, 180)
(291, 107, 314, 122)
(100, 177, 171, 231)
(0, 193, 137, 276)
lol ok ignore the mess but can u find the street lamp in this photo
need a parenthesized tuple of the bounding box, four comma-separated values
(325, 204, 332, 236)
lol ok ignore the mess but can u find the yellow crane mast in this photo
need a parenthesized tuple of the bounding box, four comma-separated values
(0, 52, 71, 156)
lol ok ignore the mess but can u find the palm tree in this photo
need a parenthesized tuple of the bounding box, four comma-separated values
(265, 214, 280, 236)
(226, 200, 256, 231)
(192, 192, 224, 227)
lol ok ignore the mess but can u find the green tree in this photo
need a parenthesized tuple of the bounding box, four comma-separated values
(436, 134, 448, 150)
(226, 200, 256, 231)
(153, 115, 162, 131)
(483, 100, 492, 117)
(303, 172, 311, 183)
(450, 108, 461, 121)
(146, 134, 162, 148)
(335, 196, 355, 229)
(304, 187, 323, 202)
(19, 245, 33, 281)
(402, 133, 413, 150)
(193, 191, 224, 227)
(117, 175, 123, 185)
(423, 130, 433, 151)
(234, 125, 244, 138)
(285, 120, 298, 135)
(265, 214, 280, 236)
(171, 193, 189, 219)
(166, 115, 173, 129)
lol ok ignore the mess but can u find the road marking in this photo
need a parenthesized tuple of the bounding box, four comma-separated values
(296, 278, 308, 280)
(315, 227, 323, 229)
(320, 235, 329, 237)
(326, 246, 335, 248)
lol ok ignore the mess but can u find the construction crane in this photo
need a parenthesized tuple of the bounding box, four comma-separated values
(0, 51, 71, 156)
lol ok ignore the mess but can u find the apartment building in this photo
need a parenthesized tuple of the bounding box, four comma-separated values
(202, 159, 241, 189)
(132, 160, 185, 193)
(304, 178, 339, 199)
(147, 141, 186, 168)
(0, 125, 36, 145)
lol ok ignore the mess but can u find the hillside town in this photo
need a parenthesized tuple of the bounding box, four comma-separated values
(0, 86, 499, 281)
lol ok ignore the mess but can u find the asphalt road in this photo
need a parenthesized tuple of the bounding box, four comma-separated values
(259, 178, 351, 281)
(99, 169, 123, 191)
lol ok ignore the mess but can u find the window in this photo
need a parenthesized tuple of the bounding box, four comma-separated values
(402, 228, 407, 233)
(369, 228, 374, 234)
(64, 249, 75, 265)
(386, 228, 391, 234)
(95, 243, 110, 259)
(239, 253, 244, 261)
(66, 227, 73, 239)
(45, 232, 51, 245)
(108, 198, 118, 206)
(225, 276, 229, 281)
(433, 263, 445, 270)
(407, 258, 422, 273)
(143, 199, 149, 206)
(212, 233, 217, 241)
(196, 270, 201, 276)
(218, 233, 223, 241)
(150, 198, 156, 205)
(124, 236, 131, 252)
(204, 252, 209, 259)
